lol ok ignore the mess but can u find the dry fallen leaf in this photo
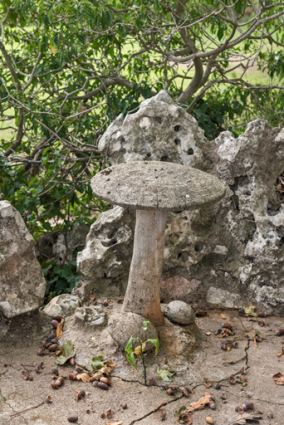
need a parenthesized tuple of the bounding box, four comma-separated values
(204, 380, 212, 388)
(77, 373, 90, 383)
(231, 412, 263, 424)
(253, 337, 259, 349)
(56, 319, 64, 339)
(219, 313, 227, 319)
(273, 372, 283, 381)
(187, 392, 212, 413)
(134, 343, 146, 356)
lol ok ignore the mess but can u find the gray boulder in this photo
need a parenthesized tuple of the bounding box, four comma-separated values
(164, 301, 196, 325)
(75, 306, 106, 328)
(43, 294, 80, 317)
(0, 201, 46, 318)
(108, 312, 158, 349)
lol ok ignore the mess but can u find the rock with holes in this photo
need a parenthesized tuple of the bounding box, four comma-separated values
(76, 205, 135, 299)
(98, 90, 207, 167)
(0, 200, 46, 319)
(75, 306, 106, 327)
(78, 90, 284, 314)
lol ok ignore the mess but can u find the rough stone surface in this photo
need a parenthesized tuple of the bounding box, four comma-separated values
(0, 200, 46, 319)
(35, 222, 89, 266)
(108, 312, 158, 349)
(78, 91, 284, 313)
(98, 90, 207, 167)
(76, 205, 135, 298)
(161, 276, 201, 304)
(74, 306, 106, 327)
(92, 161, 225, 211)
(43, 294, 80, 317)
(163, 300, 196, 325)
(157, 317, 198, 357)
(206, 286, 243, 309)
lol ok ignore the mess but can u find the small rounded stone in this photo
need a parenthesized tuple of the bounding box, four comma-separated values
(164, 301, 196, 325)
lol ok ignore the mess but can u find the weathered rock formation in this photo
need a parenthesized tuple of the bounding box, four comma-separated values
(77, 91, 284, 314)
(0, 200, 46, 319)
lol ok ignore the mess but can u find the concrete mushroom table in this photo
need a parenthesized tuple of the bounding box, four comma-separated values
(91, 161, 225, 326)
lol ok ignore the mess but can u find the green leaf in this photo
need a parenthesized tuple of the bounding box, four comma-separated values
(91, 355, 105, 370)
(55, 340, 75, 365)
(125, 335, 133, 354)
(147, 338, 159, 354)
(156, 369, 175, 381)
(126, 351, 137, 369)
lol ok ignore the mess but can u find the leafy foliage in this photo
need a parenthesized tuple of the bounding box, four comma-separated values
(1, 0, 284, 298)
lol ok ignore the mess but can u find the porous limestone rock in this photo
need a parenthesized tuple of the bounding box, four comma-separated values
(43, 294, 80, 317)
(77, 90, 284, 314)
(76, 205, 135, 298)
(0, 200, 46, 318)
(98, 90, 207, 167)
(35, 222, 89, 266)
(158, 318, 198, 358)
(75, 306, 106, 328)
(164, 301, 196, 325)
(108, 312, 158, 349)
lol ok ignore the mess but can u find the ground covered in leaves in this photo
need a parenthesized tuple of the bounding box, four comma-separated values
(1, 308, 284, 425)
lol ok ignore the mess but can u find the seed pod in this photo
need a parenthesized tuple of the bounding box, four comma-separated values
(276, 329, 284, 336)
(48, 344, 58, 352)
(257, 311, 267, 317)
(51, 382, 60, 389)
(210, 395, 216, 402)
(103, 299, 109, 307)
(100, 377, 111, 385)
(67, 416, 78, 423)
(41, 340, 47, 347)
(97, 382, 108, 390)
(51, 320, 59, 329)
(46, 396, 53, 404)
(221, 343, 227, 351)
(69, 358, 76, 366)
(180, 387, 189, 397)
(166, 388, 175, 395)
(209, 401, 216, 410)
(100, 413, 106, 418)
(92, 380, 99, 387)
(232, 341, 239, 349)
(53, 314, 64, 321)
(50, 338, 58, 344)
(206, 417, 214, 424)
(239, 374, 247, 382)
(121, 403, 127, 409)
(45, 342, 52, 348)
(106, 409, 112, 419)
(282, 347, 284, 354)
(55, 349, 62, 356)
(243, 401, 254, 411)
(221, 322, 233, 330)
(69, 372, 77, 380)
(37, 348, 44, 356)
(235, 406, 244, 413)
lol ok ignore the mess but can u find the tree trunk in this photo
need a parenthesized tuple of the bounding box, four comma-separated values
(122, 209, 167, 326)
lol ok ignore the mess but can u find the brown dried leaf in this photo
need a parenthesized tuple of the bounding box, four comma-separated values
(56, 319, 64, 339)
(219, 313, 227, 319)
(253, 337, 259, 349)
(77, 373, 90, 383)
(187, 392, 212, 413)
(204, 380, 212, 388)
(229, 375, 237, 385)
(21, 371, 29, 380)
(232, 412, 263, 424)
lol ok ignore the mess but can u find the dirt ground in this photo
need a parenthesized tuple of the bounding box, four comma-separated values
(1, 306, 284, 425)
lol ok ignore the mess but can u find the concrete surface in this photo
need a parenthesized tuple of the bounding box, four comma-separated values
(1, 307, 284, 425)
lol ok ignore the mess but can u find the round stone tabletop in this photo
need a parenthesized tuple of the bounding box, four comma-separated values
(91, 161, 226, 211)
